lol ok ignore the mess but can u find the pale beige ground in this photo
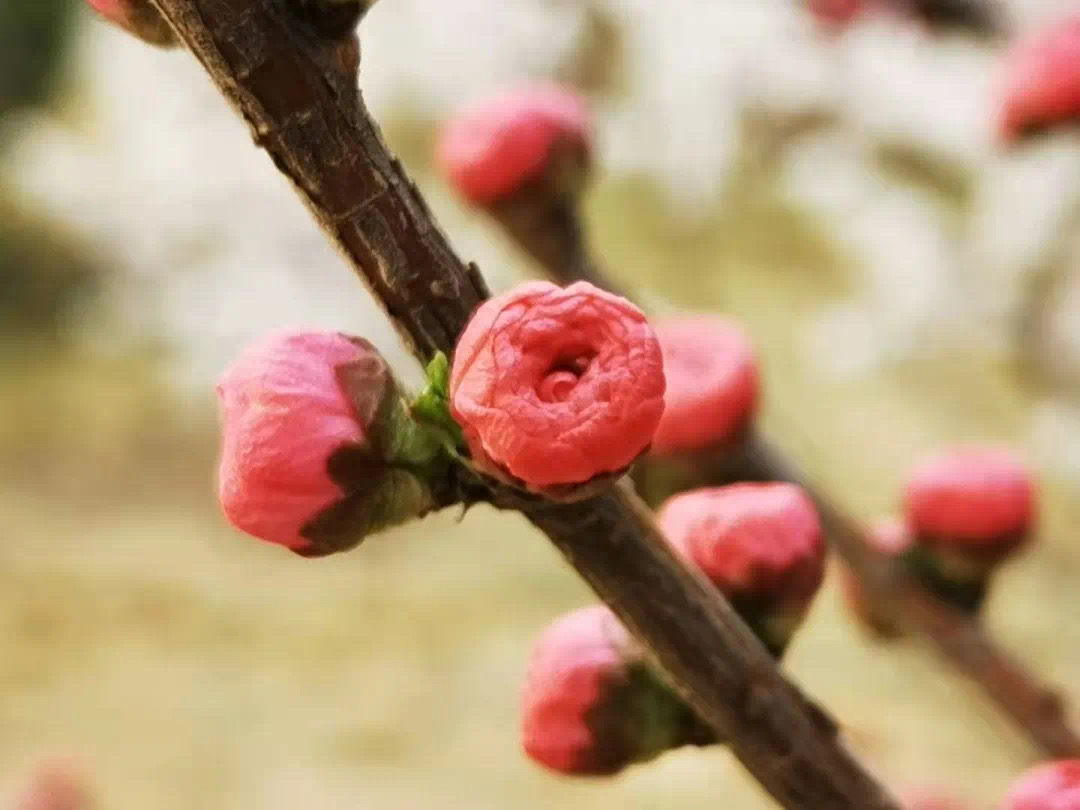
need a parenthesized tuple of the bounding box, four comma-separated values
(2, 176, 1079, 810)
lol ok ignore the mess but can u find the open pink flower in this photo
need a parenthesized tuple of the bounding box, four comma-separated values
(904, 445, 1035, 555)
(657, 483, 825, 651)
(521, 605, 633, 775)
(998, 13, 1080, 144)
(450, 281, 665, 489)
(1003, 760, 1080, 810)
(217, 329, 383, 552)
(437, 83, 592, 204)
(650, 316, 759, 455)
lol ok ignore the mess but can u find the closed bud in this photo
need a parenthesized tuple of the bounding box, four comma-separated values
(521, 606, 711, 776)
(657, 483, 826, 656)
(217, 329, 445, 557)
(437, 83, 592, 207)
(997, 13, 1080, 145)
(902, 445, 1035, 614)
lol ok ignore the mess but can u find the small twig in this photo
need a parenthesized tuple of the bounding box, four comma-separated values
(149, 1, 903, 807)
(491, 148, 1080, 759)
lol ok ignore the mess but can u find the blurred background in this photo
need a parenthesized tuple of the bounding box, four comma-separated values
(2, 0, 1080, 806)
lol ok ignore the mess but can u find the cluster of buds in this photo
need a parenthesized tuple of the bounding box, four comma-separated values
(997, 12, 1080, 146)
(521, 482, 825, 775)
(1002, 760, 1080, 809)
(842, 445, 1036, 635)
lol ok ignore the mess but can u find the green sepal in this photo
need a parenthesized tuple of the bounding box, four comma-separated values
(410, 352, 466, 454)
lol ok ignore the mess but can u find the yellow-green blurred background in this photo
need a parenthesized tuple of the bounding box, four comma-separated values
(3, 0, 1080, 807)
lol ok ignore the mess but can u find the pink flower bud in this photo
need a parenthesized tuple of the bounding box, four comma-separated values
(997, 13, 1080, 145)
(85, 0, 177, 47)
(657, 483, 826, 653)
(217, 329, 435, 555)
(449, 281, 665, 493)
(521, 605, 705, 776)
(15, 759, 90, 810)
(839, 517, 912, 640)
(904, 445, 1035, 559)
(806, 0, 866, 28)
(650, 316, 759, 455)
(1003, 760, 1080, 810)
(436, 83, 592, 205)
(521, 606, 633, 775)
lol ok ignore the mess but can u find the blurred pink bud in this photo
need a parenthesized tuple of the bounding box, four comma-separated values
(1003, 760, 1080, 810)
(14, 759, 90, 810)
(650, 316, 759, 455)
(85, 0, 177, 47)
(657, 483, 826, 653)
(522, 606, 634, 775)
(904, 445, 1035, 560)
(806, 0, 865, 29)
(437, 83, 592, 205)
(997, 13, 1080, 144)
(521, 605, 705, 776)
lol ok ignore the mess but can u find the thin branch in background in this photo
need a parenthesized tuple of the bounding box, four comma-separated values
(146, 1, 905, 807)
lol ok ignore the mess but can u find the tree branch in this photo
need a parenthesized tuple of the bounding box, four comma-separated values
(490, 144, 1080, 760)
(148, 1, 903, 806)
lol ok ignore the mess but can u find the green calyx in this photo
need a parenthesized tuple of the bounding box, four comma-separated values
(300, 347, 461, 557)
(621, 662, 718, 763)
(410, 352, 466, 455)
(899, 547, 989, 616)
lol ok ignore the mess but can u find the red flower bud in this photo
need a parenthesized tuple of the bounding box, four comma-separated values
(657, 483, 825, 653)
(839, 517, 912, 640)
(904, 445, 1035, 559)
(521, 605, 705, 776)
(650, 316, 759, 455)
(449, 281, 665, 492)
(1003, 760, 1080, 810)
(997, 13, 1080, 145)
(217, 329, 438, 555)
(436, 83, 592, 205)
(85, 0, 177, 47)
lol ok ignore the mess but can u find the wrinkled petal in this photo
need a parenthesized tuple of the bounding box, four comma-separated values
(450, 281, 666, 488)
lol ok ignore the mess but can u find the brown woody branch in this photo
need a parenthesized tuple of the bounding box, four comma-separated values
(148, 1, 903, 807)
(493, 157, 1080, 760)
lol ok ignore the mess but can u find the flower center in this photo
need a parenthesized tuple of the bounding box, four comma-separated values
(537, 353, 593, 403)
